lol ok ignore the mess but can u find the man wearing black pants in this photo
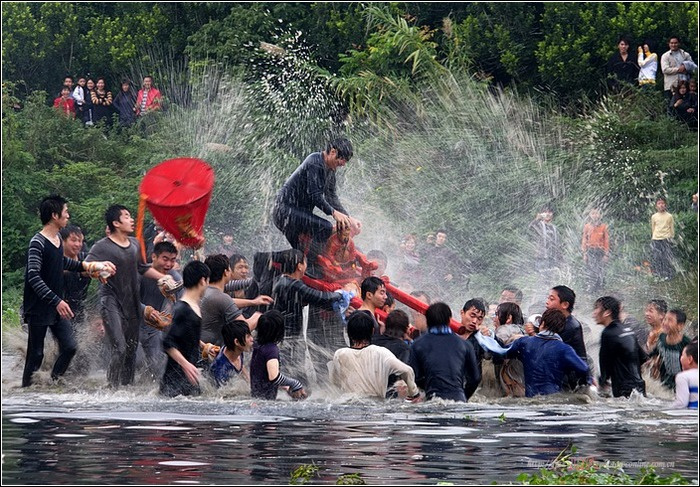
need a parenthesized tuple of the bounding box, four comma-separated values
(272, 137, 361, 272)
(22, 195, 115, 387)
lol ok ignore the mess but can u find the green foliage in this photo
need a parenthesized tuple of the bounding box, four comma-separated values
(289, 464, 320, 485)
(2, 287, 23, 333)
(336, 473, 366, 485)
(516, 444, 690, 485)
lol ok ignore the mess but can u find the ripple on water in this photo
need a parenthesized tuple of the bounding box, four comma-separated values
(9, 418, 40, 424)
(159, 461, 210, 467)
(339, 437, 390, 442)
(494, 432, 596, 438)
(125, 425, 192, 431)
(404, 427, 478, 436)
(54, 433, 88, 438)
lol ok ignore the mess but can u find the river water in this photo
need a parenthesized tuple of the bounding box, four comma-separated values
(2, 350, 698, 485)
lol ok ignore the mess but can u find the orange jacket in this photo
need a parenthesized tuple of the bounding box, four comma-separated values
(582, 223, 609, 253)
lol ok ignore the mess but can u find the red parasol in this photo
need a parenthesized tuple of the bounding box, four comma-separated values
(136, 158, 215, 260)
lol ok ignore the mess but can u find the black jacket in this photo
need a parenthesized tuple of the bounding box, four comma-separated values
(599, 320, 648, 397)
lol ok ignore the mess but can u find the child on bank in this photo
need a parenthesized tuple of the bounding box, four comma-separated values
(250, 310, 307, 400)
(670, 342, 698, 409)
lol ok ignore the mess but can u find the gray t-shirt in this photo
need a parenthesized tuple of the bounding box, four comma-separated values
(200, 285, 243, 346)
(86, 236, 151, 321)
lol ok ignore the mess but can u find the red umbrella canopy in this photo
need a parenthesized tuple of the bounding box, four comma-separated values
(139, 158, 215, 248)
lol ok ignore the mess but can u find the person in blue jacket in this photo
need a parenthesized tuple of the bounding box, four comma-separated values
(504, 308, 589, 397)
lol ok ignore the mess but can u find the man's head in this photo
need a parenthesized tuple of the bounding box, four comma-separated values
(105, 204, 133, 234)
(222, 233, 234, 246)
(589, 208, 602, 223)
(668, 36, 681, 52)
(256, 310, 286, 345)
(662, 309, 687, 334)
(593, 296, 620, 326)
(382, 293, 396, 313)
(40, 195, 69, 227)
(63, 76, 74, 89)
(540, 308, 566, 335)
(366, 250, 388, 277)
(435, 229, 447, 247)
(204, 254, 231, 284)
(230, 254, 249, 280)
(346, 311, 375, 346)
(547, 286, 576, 314)
(681, 342, 698, 371)
(426, 302, 453, 329)
(222, 320, 253, 353)
(323, 137, 353, 170)
(384, 309, 409, 339)
(182, 260, 210, 292)
(460, 298, 486, 333)
(539, 205, 554, 223)
(617, 36, 631, 54)
(280, 249, 305, 275)
(645, 299, 668, 327)
(151, 241, 178, 273)
(499, 286, 523, 305)
(655, 198, 667, 213)
(361, 276, 387, 309)
(60, 224, 84, 258)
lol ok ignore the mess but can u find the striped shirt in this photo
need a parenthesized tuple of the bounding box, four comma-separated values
(23, 233, 83, 318)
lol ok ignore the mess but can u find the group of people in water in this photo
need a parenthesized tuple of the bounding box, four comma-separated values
(19, 137, 698, 410)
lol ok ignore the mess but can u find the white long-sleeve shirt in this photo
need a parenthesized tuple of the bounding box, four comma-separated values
(329, 345, 419, 399)
(72, 85, 86, 105)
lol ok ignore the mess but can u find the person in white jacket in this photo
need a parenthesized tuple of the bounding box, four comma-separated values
(72, 77, 87, 119)
(329, 311, 421, 401)
(637, 43, 658, 87)
(661, 36, 696, 100)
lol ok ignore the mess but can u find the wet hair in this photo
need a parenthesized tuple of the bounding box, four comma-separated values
(410, 290, 431, 304)
(383, 293, 395, 309)
(668, 308, 687, 325)
(255, 310, 285, 345)
(540, 308, 566, 335)
(105, 204, 129, 232)
(384, 309, 409, 339)
(346, 311, 375, 345)
(361, 276, 385, 300)
(60, 224, 83, 241)
(204, 254, 230, 283)
(153, 241, 177, 256)
(501, 285, 523, 303)
(684, 342, 698, 364)
(366, 249, 387, 265)
(647, 299, 668, 314)
(326, 137, 353, 161)
(594, 296, 621, 322)
(39, 195, 67, 225)
(426, 302, 453, 329)
(551, 285, 576, 312)
(281, 249, 305, 274)
(462, 298, 486, 315)
(496, 302, 524, 325)
(222, 320, 251, 350)
(182, 260, 210, 289)
(230, 253, 247, 267)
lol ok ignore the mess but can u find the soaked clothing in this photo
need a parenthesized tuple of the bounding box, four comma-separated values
(22, 233, 83, 387)
(160, 301, 202, 397)
(86, 237, 151, 387)
(271, 275, 341, 338)
(560, 314, 590, 390)
(209, 347, 245, 387)
(372, 334, 411, 397)
(250, 342, 281, 400)
(200, 286, 243, 346)
(272, 151, 347, 249)
(330, 345, 419, 399)
(409, 329, 481, 402)
(671, 369, 699, 409)
(599, 321, 647, 397)
(139, 268, 182, 374)
(649, 333, 692, 391)
(62, 249, 90, 322)
(505, 333, 589, 397)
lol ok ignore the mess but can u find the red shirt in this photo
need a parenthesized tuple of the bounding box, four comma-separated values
(53, 96, 76, 117)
